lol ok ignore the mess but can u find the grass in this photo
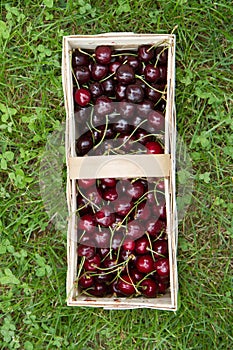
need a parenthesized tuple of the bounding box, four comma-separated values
(0, 0, 232, 349)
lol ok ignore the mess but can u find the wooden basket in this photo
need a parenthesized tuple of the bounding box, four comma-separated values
(62, 33, 178, 310)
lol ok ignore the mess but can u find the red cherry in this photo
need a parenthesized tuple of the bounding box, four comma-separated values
(78, 273, 94, 289)
(154, 258, 170, 277)
(135, 235, 150, 255)
(145, 141, 164, 154)
(74, 88, 91, 107)
(152, 239, 168, 258)
(140, 278, 158, 297)
(136, 254, 154, 274)
(95, 206, 116, 227)
(78, 179, 95, 189)
(122, 240, 135, 251)
(94, 228, 111, 248)
(117, 275, 136, 296)
(77, 244, 95, 258)
(100, 178, 117, 187)
(144, 64, 160, 83)
(138, 45, 155, 62)
(148, 110, 165, 132)
(95, 46, 112, 64)
(125, 222, 143, 241)
(88, 282, 107, 297)
(78, 214, 95, 233)
(83, 254, 101, 272)
(146, 219, 165, 237)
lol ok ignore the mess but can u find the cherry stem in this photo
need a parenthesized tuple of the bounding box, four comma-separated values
(112, 52, 137, 57)
(146, 39, 169, 52)
(135, 74, 166, 93)
(93, 115, 109, 150)
(78, 47, 95, 62)
(99, 71, 116, 83)
(77, 184, 100, 211)
(76, 256, 85, 284)
(145, 231, 155, 262)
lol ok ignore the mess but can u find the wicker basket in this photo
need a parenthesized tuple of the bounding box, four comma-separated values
(62, 33, 178, 310)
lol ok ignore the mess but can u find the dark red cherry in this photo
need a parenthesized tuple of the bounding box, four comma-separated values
(88, 282, 107, 297)
(85, 187, 102, 205)
(159, 66, 167, 81)
(130, 269, 144, 283)
(74, 66, 91, 85)
(100, 178, 117, 187)
(117, 275, 136, 296)
(74, 88, 91, 107)
(136, 254, 154, 274)
(122, 239, 135, 251)
(78, 214, 95, 233)
(137, 100, 154, 117)
(94, 228, 111, 248)
(115, 84, 127, 101)
(91, 63, 108, 81)
(78, 178, 95, 190)
(125, 222, 143, 241)
(113, 118, 132, 134)
(134, 202, 151, 221)
(116, 64, 135, 85)
(77, 244, 95, 258)
(155, 47, 168, 65)
(109, 61, 121, 74)
(146, 85, 161, 103)
(140, 278, 158, 297)
(114, 197, 133, 217)
(145, 141, 163, 154)
(135, 128, 152, 145)
(135, 235, 150, 255)
(138, 45, 155, 62)
(127, 180, 145, 200)
(102, 187, 118, 201)
(95, 206, 116, 227)
(127, 56, 142, 71)
(101, 78, 115, 96)
(119, 100, 136, 118)
(144, 64, 160, 83)
(94, 270, 113, 283)
(148, 110, 165, 132)
(125, 84, 144, 103)
(83, 254, 101, 272)
(72, 50, 89, 67)
(152, 239, 168, 258)
(78, 273, 94, 289)
(76, 133, 93, 156)
(154, 258, 170, 277)
(89, 82, 103, 99)
(146, 219, 165, 237)
(95, 46, 112, 64)
(94, 95, 113, 116)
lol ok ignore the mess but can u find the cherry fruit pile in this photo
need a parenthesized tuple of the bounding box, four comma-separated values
(72, 43, 170, 298)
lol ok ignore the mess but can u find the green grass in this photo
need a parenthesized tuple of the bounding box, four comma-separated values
(0, 0, 232, 349)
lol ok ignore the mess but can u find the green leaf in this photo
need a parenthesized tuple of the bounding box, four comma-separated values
(36, 267, 45, 277)
(25, 341, 34, 350)
(0, 269, 20, 285)
(0, 20, 10, 39)
(43, 0, 54, 8)
(1, 157, 7, 170)
(198, 172, 211, 183)
(4, 151, 14, 161)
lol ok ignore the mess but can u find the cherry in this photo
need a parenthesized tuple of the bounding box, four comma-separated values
(134, 202, 151, 221)
(137, 99, 154, 117)
(146, 218, 165, 237)
(145, 141, 164, 154)
(113, 118, 132, 134)
(138, 45, 154, 62)
(136, 254, 154, 273)
(95, 206, 116, 227)
(77, 244, 95, 258)
(94, 228, 111, 248)
(76, 194, 92, 216)
(94, 95, 113, 116)
(148, 110, 165, 132)
(74, 88, 91, 107)
(129, 269, 144, 283)
(109, 61, 121, 74)
(91, 63, 108, 81)
(116, 64, 135, 85)
(153, 204, 166, 221)
(140, 278, 158, 298)
(117, 275, 136, 296)
(115, 84, 127, 100)
(83, 254, 101, 272)
(159, 66, 167, 81)
(72, 49, 89, 67)
(125, 84, 144, 103)
(100, 178, 117, 187)
(89, 82, 103, 99)
(114, 197, 133, 217)
(135, 235, 150, 255)
(76, 133, 93, 156)
(126, 56, 142, 71)
(78, 213, 95, 233)
(152, 240, 168, 258)
(94, 270, 113, 283)
(144, 64, 160, 83)
(154, 258, 170, 277)
(102, 187, 118, 201)
(74, 66, 91, 84)
(155, 47, 168, 65)
(101, 78, 115, 96)
(78, 178, 95, 189)
(78, 273, 94, 289)
(88, 282, 107, 297)
(95, 45, 112, 64)
(98, 247, 110, 258)
(122, 239, 135, 251)
(119, 100, 136, 118)
(125, 222, 143, 241)
(110, 279, 125, 297)
(146, 85, 161, 103)
(135, 128, 152, 145)
(127, 180, 145, 200)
